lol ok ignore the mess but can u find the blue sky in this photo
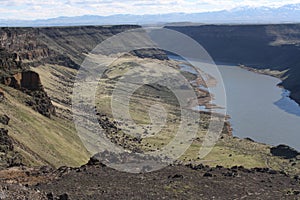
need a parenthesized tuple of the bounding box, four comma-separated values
(0, 0, 300, 20)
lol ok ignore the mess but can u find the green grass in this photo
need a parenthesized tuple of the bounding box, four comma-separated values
(0, 85, 90, 168)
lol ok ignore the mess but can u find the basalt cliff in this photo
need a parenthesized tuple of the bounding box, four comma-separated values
(167, 24, 300, 104)
(0, 25, 146, 168)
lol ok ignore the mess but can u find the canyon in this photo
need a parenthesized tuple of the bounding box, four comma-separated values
(0, 25, 299, 199)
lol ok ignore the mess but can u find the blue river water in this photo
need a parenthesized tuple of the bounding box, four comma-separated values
(217, 65, 300, 150)
(171, 55, 300, 150)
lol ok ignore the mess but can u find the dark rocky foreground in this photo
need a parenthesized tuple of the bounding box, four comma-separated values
(0, 162, 299, 199)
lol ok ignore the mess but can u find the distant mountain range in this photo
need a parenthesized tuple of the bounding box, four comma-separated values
(1, 4, 300, 27)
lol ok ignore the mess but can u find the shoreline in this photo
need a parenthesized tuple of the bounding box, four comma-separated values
(238, 64, 285, 79)
(169, 55, 300, 154)
(239, 64, 300, 106)
(213, 64, 300, 151)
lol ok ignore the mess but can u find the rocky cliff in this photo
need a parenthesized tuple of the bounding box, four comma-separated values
(166, 24, 300, 104)
(0, 25, 160, 69)
(0, 25, 168, 118)
(0, 48, 55, 117)
(0, 25, 150, 118)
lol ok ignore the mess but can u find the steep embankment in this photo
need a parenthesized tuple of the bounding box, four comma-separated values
(0, 25, 142, 68)
(166, 24, 300, 104)
(0, 25, 144, 168)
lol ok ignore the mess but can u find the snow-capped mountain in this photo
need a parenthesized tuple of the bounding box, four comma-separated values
(1, 4, 300, 27)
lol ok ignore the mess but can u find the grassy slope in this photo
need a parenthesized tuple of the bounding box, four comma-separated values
(0, 69, 90, 168)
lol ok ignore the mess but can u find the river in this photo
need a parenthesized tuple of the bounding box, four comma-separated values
(219, 65, 300, 151)
(171, 55, 300, 150)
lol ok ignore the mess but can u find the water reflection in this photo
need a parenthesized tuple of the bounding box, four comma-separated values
(274, 89, 300, 117)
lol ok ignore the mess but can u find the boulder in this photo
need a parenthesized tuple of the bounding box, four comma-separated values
(58, 193, 69, 200)
(0, 88, 4, 100)
(0, 115, 10, 125)
(270, 145, 299, 159)
(0, 128, 13, 152)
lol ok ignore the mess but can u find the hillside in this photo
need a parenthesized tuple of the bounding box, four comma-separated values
(166, 24, 300, 105)
(0, 25, 142, 168)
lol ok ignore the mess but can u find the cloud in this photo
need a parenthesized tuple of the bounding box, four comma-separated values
(0, 0, 300, 20)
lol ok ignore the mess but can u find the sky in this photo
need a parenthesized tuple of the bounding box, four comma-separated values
(1, 0, 300, 20)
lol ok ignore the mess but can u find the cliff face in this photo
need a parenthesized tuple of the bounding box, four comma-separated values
(0, 28, 50, 63)
(0, 25, 142, 69)
(0, 48, 55, 117)
(2, 71, 41, 90)
(0, 48, 23, 74)
(166, 24, 300, 104)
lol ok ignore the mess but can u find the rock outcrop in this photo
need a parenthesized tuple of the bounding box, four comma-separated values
(24, 89, 56, 118)
(0, 47, 55, 117)
(0, 118, 23, 168)
(0, 88, 4, 101)
(2, 71, 42, 90)
(0, 129, 13, 152)
(0, 48, 23, 74)
(0, 128, 23, 169)
(1, 70, 55, 118)
(130, 48, 169, 60)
